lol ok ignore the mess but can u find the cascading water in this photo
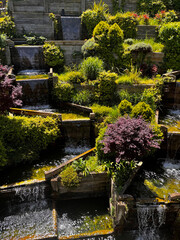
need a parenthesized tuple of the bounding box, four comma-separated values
(11, 46, 46, 73)
(136, 204, 166, 240)
(173, 82, 180, 109)
(0, 199, 55, 239)
(61, 16, 81, 40)
(14, 184, 46, 202)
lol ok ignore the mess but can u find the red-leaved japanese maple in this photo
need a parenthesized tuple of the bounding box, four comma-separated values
(102, 116, 161, 163)
(0, 65, 22, 113)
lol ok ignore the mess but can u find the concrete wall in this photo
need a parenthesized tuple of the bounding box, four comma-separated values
(49, 40, 84, 65)
(8, 0, 137, 39)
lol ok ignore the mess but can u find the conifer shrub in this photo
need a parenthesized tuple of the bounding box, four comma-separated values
(118, 99, 133, 115)
(43, 42, 64, 71)
(80, 56, 104, 80)
(81, 38, 98, 58)
(96, 71, 118, 104)
(108, 12, 138, 39)
(81, 1, 109, 38)
(93, 21, 110, 46)
(131, 102, 154, 122)
(93, 21, 126, 70)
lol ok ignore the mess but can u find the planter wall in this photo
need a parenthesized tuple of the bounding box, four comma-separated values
(51, 172, 110, 200)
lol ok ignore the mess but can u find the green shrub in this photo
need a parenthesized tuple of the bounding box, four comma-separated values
(137, 0, 166, 16)
(141, 87, 161, 110)
(96, 71, 118, 104)
(24, 35, 47, 45)
(118, 90, 142, 105)
(43, 42, 64, 70)
(118, 99, 133, 115)
(73, 90, 93, 106)
(0, 138, 7, 167)
(0, 34, 7, 64)
(93, 21, 125, 70)
(91, 104, 113, 121)
(93, 21, 110, 46)
(159, 22, 180, 70)
(108, 13, 138, 39)
(60, 165, 81, 188)
(108, 23, 124, 49)
(65, 71, 85, 84)
(128, 43, 153, 68)
(80, 56, 104, 80)
(54, 82, 74, 102)
(124, 38, 134, 45)
(81, 1, 108, 38)
(131, 102, 154, 122)
(0, 115, 59, 167)
(81, 38, 98, 58)
(0, 14, 15, 37)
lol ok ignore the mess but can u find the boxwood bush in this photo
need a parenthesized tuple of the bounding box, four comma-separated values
(0, 115, 59, 167)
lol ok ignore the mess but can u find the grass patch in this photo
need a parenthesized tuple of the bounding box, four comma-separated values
(124, 38, 164, 53)
(61, 113, 89, 120)
(16, 74, 49, 80)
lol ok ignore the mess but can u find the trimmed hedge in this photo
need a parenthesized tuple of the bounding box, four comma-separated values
(0, 115, 60, 167)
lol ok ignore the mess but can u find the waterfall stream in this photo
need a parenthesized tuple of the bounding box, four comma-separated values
(136, 205, 166, 240)
(14, 184, 46, 202)
(61, 16, 81, 40)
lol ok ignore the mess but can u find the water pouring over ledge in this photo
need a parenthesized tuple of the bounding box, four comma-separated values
(61, 16, 82, 40)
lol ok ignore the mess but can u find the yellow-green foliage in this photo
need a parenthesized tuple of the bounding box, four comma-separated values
(43, 42, 64, 69)
(124, 38, 164, 53)
(60, 165, 81, 188)
(93, 21, 125, 69)
(118, 99, 133, 115)
(91, 104, 113, 121)
(81, 1, 109, 38)
(159, 22, 180, 70)
(96, 71, 118, 104)
(0, 115, 59, 167)
(108, 12, 138, 39)
(0, 14, 15, 37)
(131, 101, 154, 122)
(54, 81, 74, 102)
(80, 57, 104, 80)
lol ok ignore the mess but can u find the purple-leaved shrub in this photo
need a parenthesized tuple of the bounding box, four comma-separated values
(102, 116, 161, 163)
(0, 65, 22, 113)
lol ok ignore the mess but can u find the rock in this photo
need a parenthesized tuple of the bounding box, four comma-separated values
(168, 193, 180, 201)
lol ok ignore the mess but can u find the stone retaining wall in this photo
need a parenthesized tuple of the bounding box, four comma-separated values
(8, 0, 137, 39)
